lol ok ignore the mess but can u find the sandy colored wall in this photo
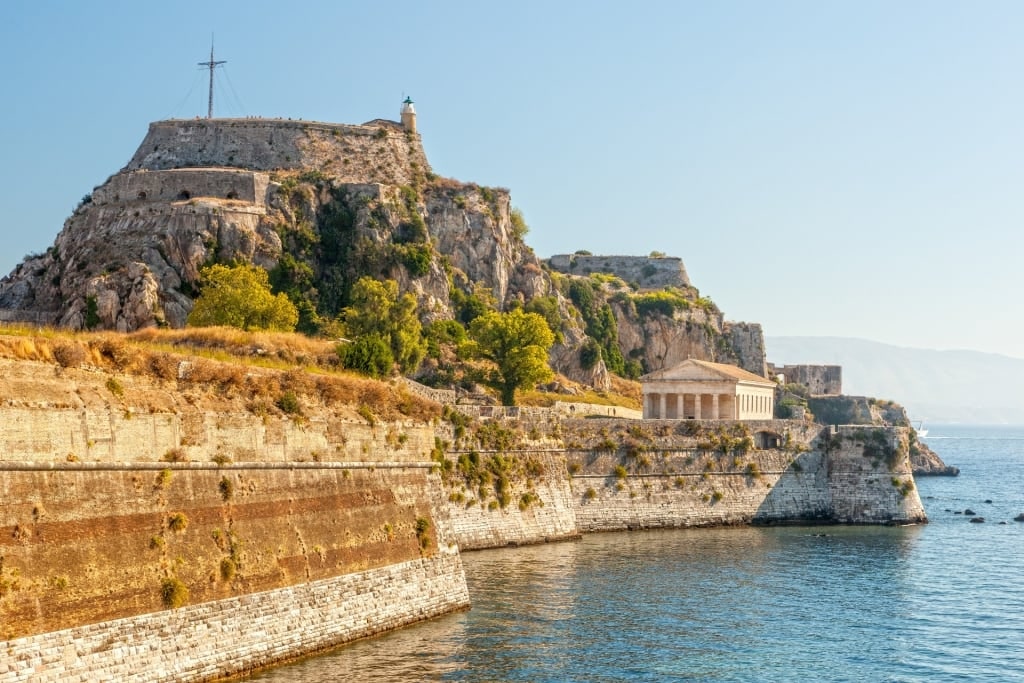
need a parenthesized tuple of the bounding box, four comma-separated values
(125, 119, 430, 188)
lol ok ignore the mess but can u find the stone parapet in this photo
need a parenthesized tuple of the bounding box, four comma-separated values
(125, 119, 430, 187)
(547, 254, 690, 289)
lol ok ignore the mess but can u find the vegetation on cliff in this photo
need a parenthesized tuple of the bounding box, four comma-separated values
(0, 118, 768, 404)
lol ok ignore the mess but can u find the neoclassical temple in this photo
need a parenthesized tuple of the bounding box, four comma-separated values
(640, 359, 776, 420)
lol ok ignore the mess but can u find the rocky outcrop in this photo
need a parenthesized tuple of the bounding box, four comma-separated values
(910, 440, 960, 476)
(0, 115, 759, 391)
(804, 395, 958, 476)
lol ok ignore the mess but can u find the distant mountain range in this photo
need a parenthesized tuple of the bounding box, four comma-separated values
(767, 336, 1024, 425)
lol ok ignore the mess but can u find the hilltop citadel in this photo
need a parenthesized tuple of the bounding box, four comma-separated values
(0, 100, 940, 682)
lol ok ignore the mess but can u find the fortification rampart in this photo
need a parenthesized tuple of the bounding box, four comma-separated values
(1, 354, 923, 681)
(125, 119, 430, 187)
(776, 364, 842, 395)
(434, 419, 924, 552)
(547, 254, 691, 289)
(91, 169, 270, 206)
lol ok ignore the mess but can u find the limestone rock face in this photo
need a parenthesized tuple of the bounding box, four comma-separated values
(910, 440, 960, 476)
(612, 300, 766, 377)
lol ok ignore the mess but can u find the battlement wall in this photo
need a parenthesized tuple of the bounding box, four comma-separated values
(547, 254, 690, 289)
(126, 118, 430, 187)
(91, 169, 270, 205)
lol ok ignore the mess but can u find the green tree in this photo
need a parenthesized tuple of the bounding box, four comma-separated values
(187, 264, 298, 332)
(337, 334, 394, 378)
(467, 309, 555, 406)
(342, 278, 426, 375)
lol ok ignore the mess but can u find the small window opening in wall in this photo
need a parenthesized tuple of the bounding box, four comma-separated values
(178, 190, 191, 200)
(137, 191, 147, 200)
(226, 191, 238, 200)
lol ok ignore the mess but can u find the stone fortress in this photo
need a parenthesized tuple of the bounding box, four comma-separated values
(0, 96, 931, 682)
(772, 363, 843, 396)
(548, 253, 691, 290)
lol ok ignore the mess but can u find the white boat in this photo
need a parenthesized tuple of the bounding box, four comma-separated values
(915, 421, 928, 438)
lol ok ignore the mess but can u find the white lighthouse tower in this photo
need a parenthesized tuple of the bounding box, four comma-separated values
(400, 96, 417, 134)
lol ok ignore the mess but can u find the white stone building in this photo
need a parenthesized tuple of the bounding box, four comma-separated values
(641, 359, 776, 420)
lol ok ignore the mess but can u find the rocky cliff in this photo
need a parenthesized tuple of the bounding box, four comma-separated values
(0, 114, 766, 389)
(802, 395, 958, 476)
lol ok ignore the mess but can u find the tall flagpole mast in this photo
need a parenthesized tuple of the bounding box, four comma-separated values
(198, 38, 226, 119)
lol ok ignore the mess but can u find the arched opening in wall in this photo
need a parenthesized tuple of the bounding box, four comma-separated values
(755, 431, 782, 450)
(226, 191, 238, 199)
(178, 190, 191, 200)
(137, 191, 147, 200)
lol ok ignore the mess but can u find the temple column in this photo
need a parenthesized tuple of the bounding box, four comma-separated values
(711, 394, 719, 420)
(659, 393, 666, 420)
(693, 393, 702, 420)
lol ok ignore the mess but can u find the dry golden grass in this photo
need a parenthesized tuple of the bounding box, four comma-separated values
(0, 325, 440, 422)
(517, 374, 641, 410)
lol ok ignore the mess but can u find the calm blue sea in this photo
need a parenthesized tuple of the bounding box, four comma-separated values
(246, 425, 1024, 682)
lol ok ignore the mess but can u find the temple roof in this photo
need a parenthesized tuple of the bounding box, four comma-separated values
(640, 359, 773, 386)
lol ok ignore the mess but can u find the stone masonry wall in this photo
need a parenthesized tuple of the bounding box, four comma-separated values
(567, 448, 830, 532)
(778, 365, 842, 396)
(91, 169, 270, 206)
(0, 358, 434, 466)
(126, 119, 430, 187)
(827, 426, 926, 524)
(0, 553, 468, 683)
(440, 451, 580, 550)
(0, 463, 456, 640)
(547, 254, 690, 289)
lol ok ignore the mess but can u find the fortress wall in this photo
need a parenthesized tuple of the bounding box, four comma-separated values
(547, 254, 690, 289)
(0, 359, 433, 466)
(125, 119, 430, 187)
(91, 169, 270, 205)
(828, 426, 926, 524)
(1, 554, 466, 683)
(0, 463, 468, 682)
(439, 451, 580, 550)
(566, 448, 830, 533)
(778, 365, 842, 395)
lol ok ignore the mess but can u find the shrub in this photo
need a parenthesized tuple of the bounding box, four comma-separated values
(156, 469, 172, 489)
(105, 377, 124, 397)
(161, 577, 189, 609)
(53, 343, 87, 368)
(220, 557, 237, 582)
(633, 290, 691, 318)
(167, 512, 188, 532)
(162, 448, 187, 463)
(415, 517, 431, 549)
(218, 476, 234, 501)
(613, 465, 628, 479)
(85, 296, 101, 330)
(276, 391, 302, 415)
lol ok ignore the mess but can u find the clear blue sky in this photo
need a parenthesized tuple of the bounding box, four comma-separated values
(3, 1, 1023, 357)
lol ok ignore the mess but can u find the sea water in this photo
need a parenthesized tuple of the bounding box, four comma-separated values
(246, 425, 1024, 682)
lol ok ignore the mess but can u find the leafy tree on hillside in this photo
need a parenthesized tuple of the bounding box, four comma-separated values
(466, 309, 555, 406)
(339, 277, 426, 376)
(187, 264, 298, 332)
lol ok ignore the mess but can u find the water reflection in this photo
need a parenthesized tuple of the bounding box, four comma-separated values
(245, 526, 922, 682)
